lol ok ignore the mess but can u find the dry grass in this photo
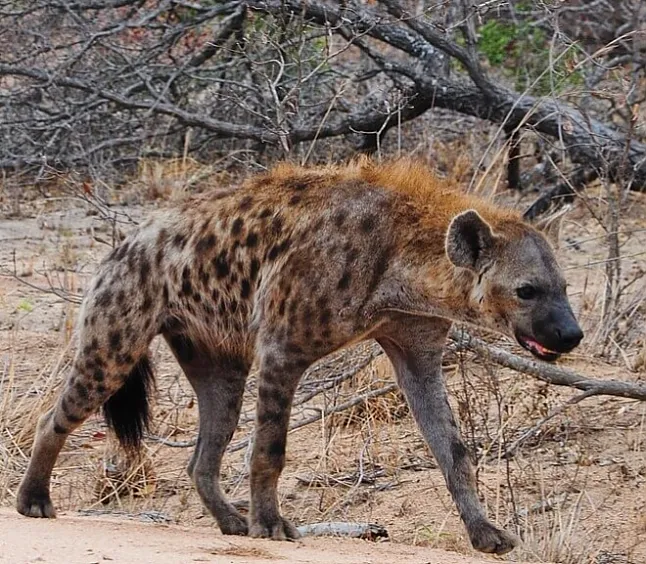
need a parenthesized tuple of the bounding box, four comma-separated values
(0, 334, 69, 504)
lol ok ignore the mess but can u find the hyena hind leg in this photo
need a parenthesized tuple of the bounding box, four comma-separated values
(165, 333, 250, 535)
(16, 362, 111, 517)
(17, 353, 152, 518)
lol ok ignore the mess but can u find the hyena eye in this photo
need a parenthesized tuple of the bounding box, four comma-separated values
(516, 285, 537, 300)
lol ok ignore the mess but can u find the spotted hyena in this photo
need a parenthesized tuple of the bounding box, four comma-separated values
(17, 159, 583, 554)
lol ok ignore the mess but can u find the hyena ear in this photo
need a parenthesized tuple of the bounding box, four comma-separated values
(529, 205, 571, 249)
(446, 209, 496, 271)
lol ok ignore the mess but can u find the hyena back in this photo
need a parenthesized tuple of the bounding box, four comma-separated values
(17, 159, 582, 554)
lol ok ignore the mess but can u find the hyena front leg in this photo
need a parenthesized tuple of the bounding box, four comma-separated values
(377, 317, 518, 556)
(248, 344, 311, 540)
(164, 333, 250, 535)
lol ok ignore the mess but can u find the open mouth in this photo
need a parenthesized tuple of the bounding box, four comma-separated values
(516, 334, 561, 362)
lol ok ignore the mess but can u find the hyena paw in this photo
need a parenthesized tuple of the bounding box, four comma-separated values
(218, 511, 249, 536)
(468, 520, 517, 555)
(249, 515, 300, 541)
(16, 487, 56, 518)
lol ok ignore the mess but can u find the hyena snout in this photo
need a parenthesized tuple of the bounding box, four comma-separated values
(517, 304, 583, 361)
(534, 306, 583, 354)
(553, 322, 584, 351)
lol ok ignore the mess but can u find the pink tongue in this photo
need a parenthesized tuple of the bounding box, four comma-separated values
(527, 338, 556, 355)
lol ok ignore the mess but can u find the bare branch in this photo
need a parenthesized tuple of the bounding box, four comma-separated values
(450, 330, 646, 401)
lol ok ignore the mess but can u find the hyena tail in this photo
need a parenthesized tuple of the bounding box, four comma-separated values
(103, 355, 155, 452)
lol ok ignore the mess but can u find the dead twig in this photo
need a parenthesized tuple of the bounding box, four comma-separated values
(296, 521, 388, 540)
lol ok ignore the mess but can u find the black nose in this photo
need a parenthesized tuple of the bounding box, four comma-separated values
(556, 325, 584, 350)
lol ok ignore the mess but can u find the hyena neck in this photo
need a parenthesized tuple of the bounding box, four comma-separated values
(381, 216, 484, 325)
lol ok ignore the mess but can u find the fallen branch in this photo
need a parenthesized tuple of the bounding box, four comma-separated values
(296, 521, 389, 540)
(449, 330, 646, 401)
(523, 168, 600, 220)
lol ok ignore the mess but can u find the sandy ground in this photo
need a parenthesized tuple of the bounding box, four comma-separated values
(0, 509, 510, 564)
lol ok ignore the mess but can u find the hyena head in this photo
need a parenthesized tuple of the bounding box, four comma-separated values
(446, 208, 583, 361)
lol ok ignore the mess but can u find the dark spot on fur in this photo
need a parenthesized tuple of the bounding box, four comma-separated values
(239, 195, 253, 211)
(289, 194, 301, 206)
(74, 382, 89, 401)
(141, 294, 153, 312)
(97, 384, 106, 395)
(109, 330, 122, 351)
(173, 233, 187, 249)
(83, 338, 99, 356)
(96, 290, 112, 308)
(451, 441, 469, 466)
(139, 256, 151, 284)
(258, 411, 282, 426)
(360, 214, 377, 233)
(93, 368, 105, 382)
(196, 233, 216, 253)
(163, 284, 170, 304)
(259, 208, 272, 219)
(95, 277, 104, 290)
(245, 232, 258, 248)
(337, 271, 352, 290)
(367, 246, 391, 295)
(319, 308, 331, 326)
(230, 299, 238, 314)
(334, 211, 346, 227)
(240, 278, 251, 299)
(62, 398, 83, 423)
(271, 216, 283, 235)
(214, 251, 229, 279)
(250, 258, 260, 282)
(268, 439, 286, 459)
(116, 353, 134, 366)
(267, 239, 291, 261)
(182, 277, 193, 298)
(231, 217, 244, 236)
(211, 288, 219, 302)
(259, 386, 290, 412)
(277, 299, 286, 317)
(54, 423, 68, 434)
(157, 228, 169, 245)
